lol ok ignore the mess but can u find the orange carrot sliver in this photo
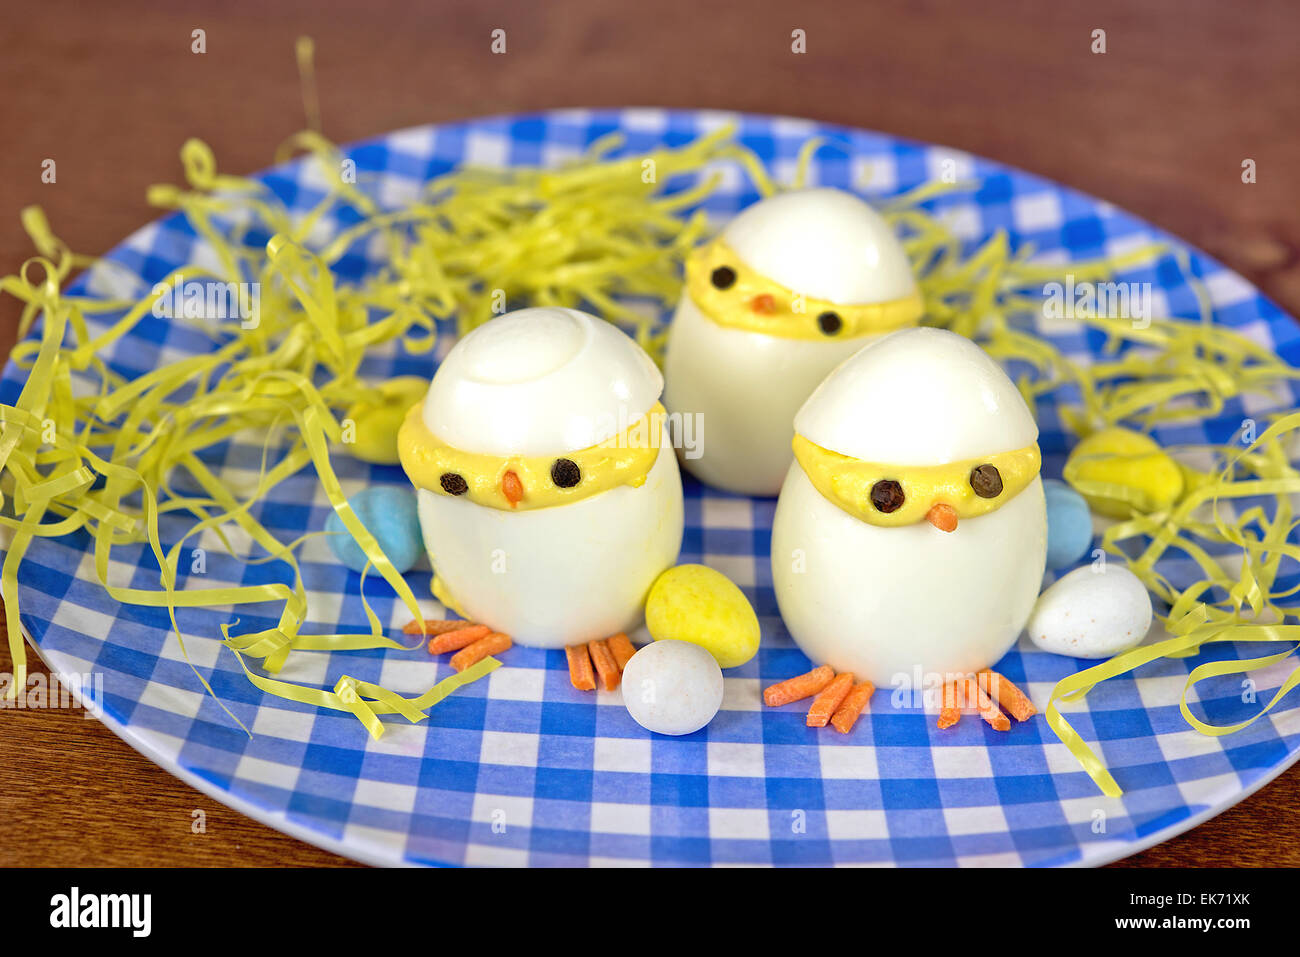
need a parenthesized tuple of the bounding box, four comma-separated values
(807, 673, 855, 728)
(588, 639, 621, 691)
(978, 670, 1037, 722)
(938, 680, 962, 729)
(566, 643, 596, 691)
(606, 632, 637, 671)
(404, 618, 473, 636)
(428, 624, 491, 654)
(502, 470, 523, 506)
(926, 503, 958, 533)
(764, 665, 835, 707)
(451, 633, 512, 672)
(962, 676, 1010, 731)
(830, 681, 875, 734)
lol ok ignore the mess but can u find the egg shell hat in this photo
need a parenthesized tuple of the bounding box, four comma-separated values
(794, 327, 1038, 465)
(422, 307, 664, 456)
(722, 187, 918, 305)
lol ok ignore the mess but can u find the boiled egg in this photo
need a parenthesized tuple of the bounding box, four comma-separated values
(770, 327, 1047, 685)
(398, 307, 684, 647)
(663, 187, 922, 495)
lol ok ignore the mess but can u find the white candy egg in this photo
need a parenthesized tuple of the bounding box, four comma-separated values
(771, 328, 1047, 686)
(621, 639, 724, 735)
(664, 188, 919, 496)
(414, 307, 684, 648)
(1027, 565, 1153, 659)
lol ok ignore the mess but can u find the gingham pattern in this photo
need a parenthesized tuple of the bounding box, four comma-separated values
(7, 109, 1300, 867)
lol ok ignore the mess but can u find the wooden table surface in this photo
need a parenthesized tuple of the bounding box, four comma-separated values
(2, 0, 1298, 867)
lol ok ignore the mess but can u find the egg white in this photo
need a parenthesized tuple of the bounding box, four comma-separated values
(418, 434, 683, 648)
(772, 465, 1046, 685)
(423, 307, 663, 456)
(723, 188, 917, 303)
(796, 327, 1039, 464)
(663, 294, 881, 496)
(663, 188, 918, 496)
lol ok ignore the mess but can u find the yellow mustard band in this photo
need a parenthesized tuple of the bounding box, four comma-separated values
(399, 402, 665, 511)
(686, 237, 924, 340)
(793, 434, 1041, 527)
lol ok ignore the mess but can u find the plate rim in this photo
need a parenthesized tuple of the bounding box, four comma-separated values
(28, 623, 1300, 868)
(10, 106, 1300, 868)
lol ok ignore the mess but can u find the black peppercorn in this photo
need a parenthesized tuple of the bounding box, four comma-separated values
(710, 266, 737, 290)
(870, 479, 905, 513)
(970, 464, 1003, 498)
(551, 457, 581, 488)
(817, 311, 842, 335)
(439, 472, 468, 495)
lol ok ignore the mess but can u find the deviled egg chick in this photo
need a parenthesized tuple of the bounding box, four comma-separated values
(663, 187, 922, 496)
(398, 307, 684, 648)
(771, 328, 1047, 686)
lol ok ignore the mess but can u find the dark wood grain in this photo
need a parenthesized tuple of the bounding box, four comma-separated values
(1, 0, 1297, 867)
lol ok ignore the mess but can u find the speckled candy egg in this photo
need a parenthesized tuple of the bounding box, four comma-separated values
(1064, 427, 1185, 517)
(621, 639, 724, 735)
(1044, 478, 1093, 570)
(325, 486, 423, 574)
(645, 564, 760, 668)
(1027, 565, 1153, 659)
(341, 376, 430, 465)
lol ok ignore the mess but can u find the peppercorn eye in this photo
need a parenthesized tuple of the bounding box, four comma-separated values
(870, 479, 905, 513)
(440, 472, 468, 495)
(710, 266, 737, 290)
(551, 457, 581, 489)
(969, 464, 1003, 498)
(817, 311, 842, 336)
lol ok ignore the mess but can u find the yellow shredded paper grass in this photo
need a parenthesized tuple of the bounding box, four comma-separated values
(1, 89, 1298, 789)
(0, 122, 753, 737)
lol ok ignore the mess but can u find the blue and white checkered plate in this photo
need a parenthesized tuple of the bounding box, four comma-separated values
(10, 109, 1300, 867)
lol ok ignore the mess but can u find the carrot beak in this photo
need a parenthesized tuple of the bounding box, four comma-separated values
(502, 470, 523, 507)
(926, 503, 958, 532)
(749, 293, 776, 314)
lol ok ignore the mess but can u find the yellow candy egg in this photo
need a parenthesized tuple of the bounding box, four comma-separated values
(645, 564, 760, 669)
(343, 376, 430, 465)
(1064, 427, 1185, 518)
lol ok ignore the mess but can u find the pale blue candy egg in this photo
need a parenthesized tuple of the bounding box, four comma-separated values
(1043, 478, 1092, 570)
(325, 486, 423, 574)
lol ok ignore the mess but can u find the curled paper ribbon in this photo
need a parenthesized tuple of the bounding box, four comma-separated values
(1042, 415, 1300, 795)
(0, 118, 755, 735)
(1047, 624, 1300, 798)
(868, 174, 1300, 796)
(4, 109, 1300, 766)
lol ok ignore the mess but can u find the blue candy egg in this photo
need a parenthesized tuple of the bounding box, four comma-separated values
(1043, 478, 1093, 570)
(325, 486, 424, 574)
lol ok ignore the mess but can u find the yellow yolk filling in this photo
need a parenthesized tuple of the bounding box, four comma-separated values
(686, 237, 924, 340)
(792, 434, 1042, 527)
(398, 402, 665, 511)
